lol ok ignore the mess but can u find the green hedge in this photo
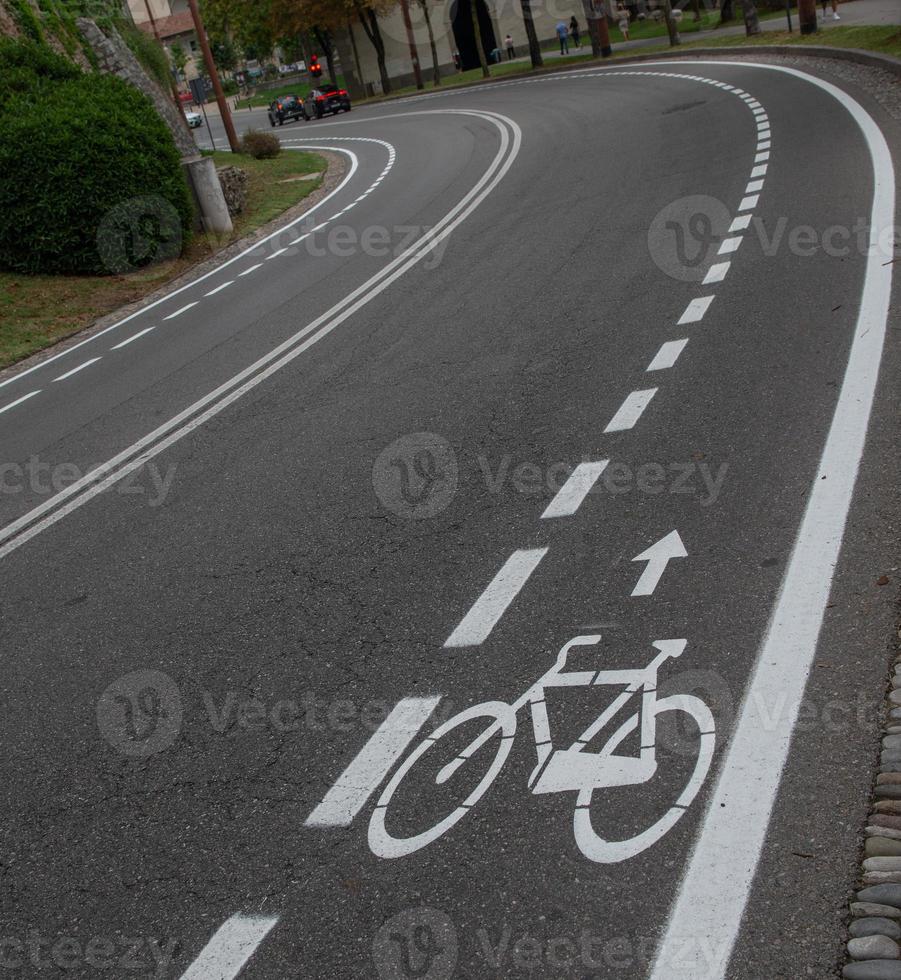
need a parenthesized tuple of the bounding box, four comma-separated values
(0, 70, 193, 274)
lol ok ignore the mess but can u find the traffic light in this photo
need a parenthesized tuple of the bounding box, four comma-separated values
(310, 55, 322, 79)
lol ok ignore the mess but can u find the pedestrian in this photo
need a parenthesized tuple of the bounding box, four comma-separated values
(490, 46, 503, 63)
(556, 21, 569, 55)
(569, 15, 581, 48)
(505, 32, 516, 59)
(617, 7, 630, 39)
(824, 0, 839, 17)
(452, 49, 461, 70)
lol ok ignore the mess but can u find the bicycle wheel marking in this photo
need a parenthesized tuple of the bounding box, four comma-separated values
(305, 696, 441, 828)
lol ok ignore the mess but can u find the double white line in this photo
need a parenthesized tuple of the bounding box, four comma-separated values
(0, 109, 522, 563)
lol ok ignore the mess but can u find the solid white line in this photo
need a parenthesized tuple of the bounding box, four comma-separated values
(179, 914, 279, 980)
(540, 460, 609, 519)
(238, 263, 263, 277)
(305, 696, 441, 827)
(703, 261, 731, 284)
(738, 194, 759, 211)
(163, 302, 198, 321)
(729, 215, 752, 232)
(677, 295, 715, 325)
(0, 148, 362, 392)
(204, 280, 234, 297)
(647, 338, 688, 372)
(604, 388, 657, 432)
(0, 390, 41, 415)
(53, 358, 102, 382)
(444, 548, 548, 647)
(718, 236, 742, 255)
(111, 326, 156, 350)
(0, 111, 521, 560)
(650, 61, 896, 980)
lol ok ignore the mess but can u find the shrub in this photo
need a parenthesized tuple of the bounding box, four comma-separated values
(0, 36, 78, 111)
(241, 129, 281, 159)
(0, 72, 194, 275)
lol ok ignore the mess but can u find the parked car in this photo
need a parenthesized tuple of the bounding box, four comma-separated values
(177, 91, 193, 106)
(308, 84, 351, 119)
(185, 110, 203, 129)
(268, 95, 307, 126)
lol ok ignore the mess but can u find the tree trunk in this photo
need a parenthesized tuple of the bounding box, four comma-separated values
(521, 0, 543, 67)
(738, 0, 760, 33)
(346, 17, 365, 90)
(661, 0, 681, 43)
(691, 0, 701, 21)
(314, 27, 338, 85)
(470, 0, 490, 77)
(582, 0, 602, 56)
(355, 2, 392, 93)
(418, 0, 441, 85)
(720, 0, 734, 23)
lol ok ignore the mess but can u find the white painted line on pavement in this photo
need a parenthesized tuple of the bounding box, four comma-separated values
(750, 164, 768, 178)
(111, 327, 156, 350)
(305, 696, 441, 827)
(0, 390, 40, 416)
(604, 388, 658, 432)
(650, 60, 896, 980)
(745, 179, 765, 193)
(266, 248, 287, 260)
(238, 263, 263, 277)
(646, 338, 688, 372)
(677, 295, 714, 325)
(718, 237, 742, 255)
(729, 215, 752, 232)
(163, 302, 198, 321)
(703, 261, 731, 284)
(540, 460, 609, 518)
(0, 111, 522, 560)
(204, 280, 234, 297)
(179, 914, 279, 980)
(754, 151, 770, 163)
(53, 358, 102, 382)
(738, 194, 759, 211)
(444, 548, 548, 647)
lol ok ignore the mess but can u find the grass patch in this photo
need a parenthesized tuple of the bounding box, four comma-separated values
(0, 149, 326, 370)
(674, 23, 901, 57)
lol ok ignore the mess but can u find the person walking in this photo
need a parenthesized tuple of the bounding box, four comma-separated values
(505, 32, 516, 59)
(569, 15, 581, 48)
(556, 21, 569, 55)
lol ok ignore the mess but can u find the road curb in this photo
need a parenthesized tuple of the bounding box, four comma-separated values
(356, 42, 901, 109)
(843, 609, 901, 978)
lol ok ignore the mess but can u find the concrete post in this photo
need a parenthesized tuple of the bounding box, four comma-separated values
(184, 156, 233, 235)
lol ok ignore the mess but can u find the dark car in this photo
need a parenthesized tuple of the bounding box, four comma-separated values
(308, 84, 351, 119)
(268, 95, 307, 127)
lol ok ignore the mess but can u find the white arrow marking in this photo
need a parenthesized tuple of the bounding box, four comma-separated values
(630, 530, 687, 597)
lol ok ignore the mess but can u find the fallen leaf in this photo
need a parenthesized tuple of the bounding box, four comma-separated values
(877, 576, 890, 586)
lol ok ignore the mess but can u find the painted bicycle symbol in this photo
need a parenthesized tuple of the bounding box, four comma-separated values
(369, 635, 715, 863)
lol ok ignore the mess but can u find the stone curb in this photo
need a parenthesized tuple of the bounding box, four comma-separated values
(844, 654, 901, 978)
(354, 41, 901, 110)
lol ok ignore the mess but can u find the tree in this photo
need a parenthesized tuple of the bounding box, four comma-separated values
(312, 25, 338, 85)
(351, 0, 393, 93)
(522, 0, 543, 66)
(169, 40, 188, 79)
(738, 0, 760, 33)
(469, 0, 489, 78)
(210, 37, 237, 71)
(414, 0, 440, 85)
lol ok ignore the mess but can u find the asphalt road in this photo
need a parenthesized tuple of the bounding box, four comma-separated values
(0, 59, 899, 980)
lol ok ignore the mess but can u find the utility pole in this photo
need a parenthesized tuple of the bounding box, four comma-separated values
(798, 0, 817, 33)
(399, 0, 424, 90)
(186, 0, 241, 153)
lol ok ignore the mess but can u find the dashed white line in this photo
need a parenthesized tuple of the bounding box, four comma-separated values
(677, 295, 715, 325)
(758, 140, 772, 151)
(111, 327, 156, 350)
(738, 194, 759, 211)
(238, 263, 263, 277)
(305, 696, 441, 827)
(703, 261, 731, 284)
(444, 548, 548, 647)
(746, 179, 765, 193)
(266, 248, 288, 261)
(729, 215, 752, 231)
(754, 151, 770, 163)
(179, 914, 279, 980)
(0, 390, 41, 415)
(750, 164, 768, 178)
(647, 338, 689, 372)
(204, 280, 234, 297)
(718, 237, 742, 255)
(53, 358, 102, 382)
(604, 388, 658, 432)
(163, 302, 198, 320)
(540, 460, 609, 519)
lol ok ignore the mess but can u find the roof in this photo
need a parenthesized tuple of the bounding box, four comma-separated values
(136, 10, 195, 40)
